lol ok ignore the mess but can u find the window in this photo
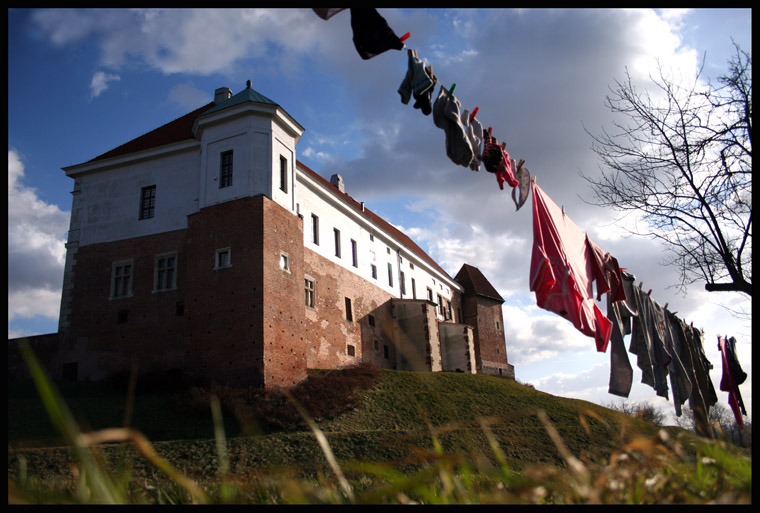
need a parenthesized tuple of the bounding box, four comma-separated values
(368, 314, 375, 327)
(139, 185, 156, 219)
(334, 228, 341, 258)
(311, 214, 319, 245)
(387, 263, 393, 287)
(304, 277, 315, 308)
(411, 278, 417, 299)
(399, 271, 406, 296)
(280, 252, 290, 273)
(446, 300, 452, 321)
(345, 297, 353, 322)
(427, 287, 433, 302)
(437, 295, 444, 316)
(215, 248, 231, 269)
(111, 260, 133, 298)
(374, 340, 379, 350)
(154, 254, 177, 291)
(347, 344, 355, 357)
(370, 264, 377, 280)
(384, 345, 389, 359)
(279, 155, 288, 193)
(220, 151, 233, 188)
(351, 239, 358, 267)
(369, 233, 374, 241)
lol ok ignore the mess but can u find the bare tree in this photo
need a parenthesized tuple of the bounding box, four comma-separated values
(581, 43, 751, 296)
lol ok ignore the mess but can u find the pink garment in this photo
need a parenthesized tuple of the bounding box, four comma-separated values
(718, 336, 746, 429)
(529, 184, 612, 352)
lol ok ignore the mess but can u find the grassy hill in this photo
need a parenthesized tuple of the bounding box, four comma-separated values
(7, 362, 752, 504)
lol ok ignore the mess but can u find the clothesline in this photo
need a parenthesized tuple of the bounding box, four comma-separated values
(312, 8, 746, 430)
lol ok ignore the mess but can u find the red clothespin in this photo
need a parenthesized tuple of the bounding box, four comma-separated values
(399, 32, 411, 44)
(470, 107, 479, 123)
(647, 289, 652, 296)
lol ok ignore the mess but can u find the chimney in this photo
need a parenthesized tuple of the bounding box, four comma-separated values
(214, 87, 232, 104)
(330, 173, 345, 193)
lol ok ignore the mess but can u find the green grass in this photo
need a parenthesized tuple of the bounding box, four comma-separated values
(7, 343, 752, 504)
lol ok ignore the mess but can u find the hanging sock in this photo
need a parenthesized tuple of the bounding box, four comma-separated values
(461, 110, 484, 171)
(312, 8, 347, 20)
(482, 130, 518, 188)
(350, 8, 405, 60)
(412, 65, 437, 115)
(433, 85, 473, 167)
(398, 49, 434, 105)
(511, 159, 531, 210)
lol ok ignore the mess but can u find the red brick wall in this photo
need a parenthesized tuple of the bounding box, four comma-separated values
(461, 295, 511, 377)
(260, 197, 308, 388)
(302, 247, 398, 370)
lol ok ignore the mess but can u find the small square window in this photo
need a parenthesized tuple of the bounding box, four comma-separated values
(347, 344, 355, 357)
(215, 248, 231, 269)
(280, 252, 290, 273)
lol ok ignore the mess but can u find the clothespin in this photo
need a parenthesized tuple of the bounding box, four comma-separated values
(517, 159, 525, 170)
(532, 176, 537, 184)
(561, 205, 565, 216)
(647, 289, 652, 296)
(664, 302, 669, 310)
(470, 107, 479, 122)
(399, 32, 411, 45)
(449, 83, 456, 96)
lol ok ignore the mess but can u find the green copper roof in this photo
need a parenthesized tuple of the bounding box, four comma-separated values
(202, 82, 279, 115)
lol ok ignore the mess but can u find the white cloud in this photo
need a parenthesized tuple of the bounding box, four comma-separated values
(89, 70, 120, 98)
(8, 149, 69, 333)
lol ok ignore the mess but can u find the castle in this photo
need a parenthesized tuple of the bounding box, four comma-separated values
(10, 82, 514, 388)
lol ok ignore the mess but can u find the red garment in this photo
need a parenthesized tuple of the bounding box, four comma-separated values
(529, 184, 612, 352)
(587, 236, 626, 303)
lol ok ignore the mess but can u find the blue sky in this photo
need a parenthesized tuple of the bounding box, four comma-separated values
(8, 8, 751, 424)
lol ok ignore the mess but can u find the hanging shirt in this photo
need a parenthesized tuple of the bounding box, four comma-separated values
(718, 336, 747, 428)
(529, 183, 612, 352)
(432, 85, 473, 167)
(606, 271, 637, 398)
(350, 8, 404, 60)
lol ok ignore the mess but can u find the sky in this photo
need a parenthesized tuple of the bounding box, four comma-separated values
(8, 8, 751, 426)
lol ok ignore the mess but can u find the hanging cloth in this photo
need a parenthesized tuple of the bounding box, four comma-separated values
(718, 336, 747, 428)
(668, 313, 713, 437)
(605, 270, 637, 398)
(398, 49, 434, 106)
(312, 8, 347, 20)
(432, 85, 473, 167)
(413, 65, 438, 115)
(511, 160, 531, 211)
(462, 110, 484, 171)
(529, 183, 612, 352)
(482, 130, 518, 189)
(661, 306, 692, 417)
(350, 8, 405, 60)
